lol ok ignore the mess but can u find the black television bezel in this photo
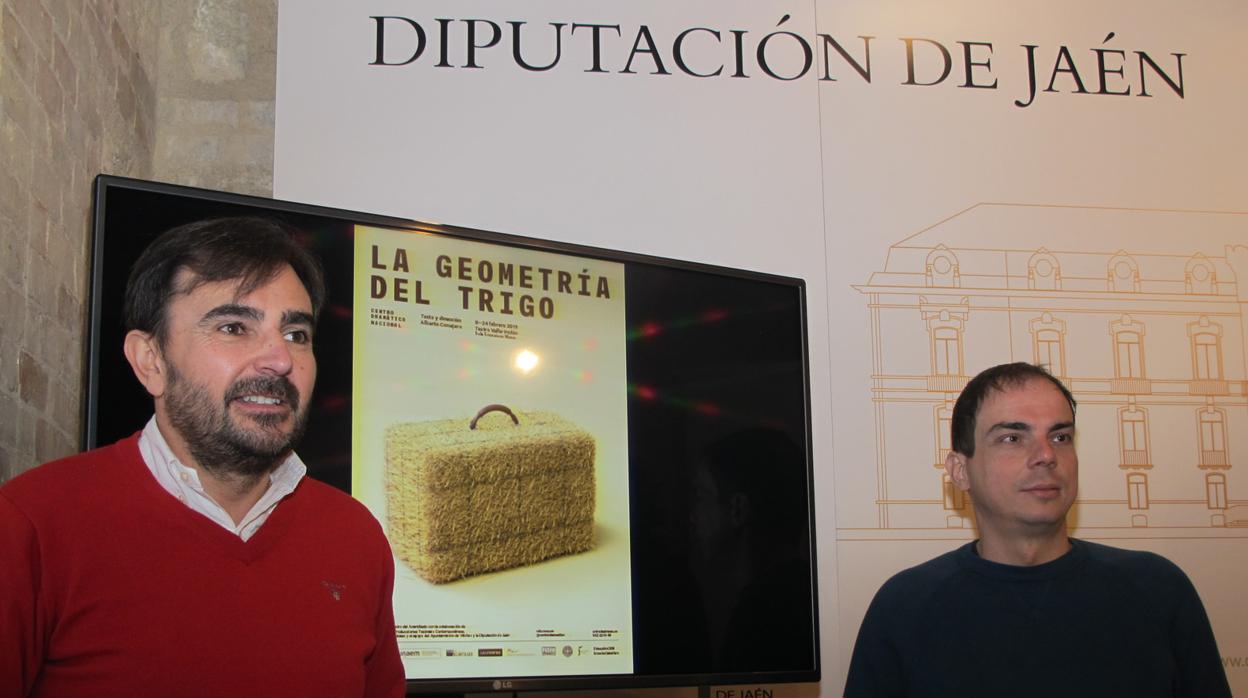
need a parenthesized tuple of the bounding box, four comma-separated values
(85, 174, 821, 695)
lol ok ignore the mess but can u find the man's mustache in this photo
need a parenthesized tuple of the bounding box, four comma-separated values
(224, 376, 300, 412)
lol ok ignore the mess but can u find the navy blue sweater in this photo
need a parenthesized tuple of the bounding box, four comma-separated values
(844, 539, 1230, 698)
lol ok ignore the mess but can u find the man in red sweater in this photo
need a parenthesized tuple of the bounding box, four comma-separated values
(0, 218, 405, 697)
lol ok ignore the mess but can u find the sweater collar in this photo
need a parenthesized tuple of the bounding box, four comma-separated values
(957, 537, 1088, 582)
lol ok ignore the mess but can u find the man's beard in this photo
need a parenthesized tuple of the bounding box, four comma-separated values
(164, 362, 310, 482)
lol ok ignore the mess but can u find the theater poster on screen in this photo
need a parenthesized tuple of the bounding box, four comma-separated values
(350, 224, 633, 678)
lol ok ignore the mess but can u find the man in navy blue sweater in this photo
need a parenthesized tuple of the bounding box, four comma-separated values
(844, 362, 1230, 698)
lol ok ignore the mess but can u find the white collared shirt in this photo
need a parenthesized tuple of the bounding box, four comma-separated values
(137, 417, 307, 541)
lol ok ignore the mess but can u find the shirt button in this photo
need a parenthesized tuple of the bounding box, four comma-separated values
(180, 472, 190, 483)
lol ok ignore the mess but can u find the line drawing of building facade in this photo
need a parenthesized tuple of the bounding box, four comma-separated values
(851, 203, 1248, 537)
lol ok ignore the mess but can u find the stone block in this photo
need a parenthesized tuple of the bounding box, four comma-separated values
(231, 132, 272, 169)
(84, 6, 108, 69)
(0, 59, 36, 150)
(16, 0, 53, 64)
(0, 336, 18, 395)
(0, 280, 19, 341)
(234, 165, 272, 197)
(56, 282, 79, 326)
(53, 37, 76, 103)
(23, 256, 55, 326)
(43, 1, 73, 46)
(0, 392, 18, 449)
(0, 169, 27, 250)
(0, 444, 9, 483)
(17, 351, 49, 412)
(47, 378, 71, 431)
(188, 0, 247, 84)
(171, 133, 222, 164)
(35, 57, 64, 125)
(2, 6, 33, 79)
(16, 404, 35, 460)
(42, 323, 74, 385)
(35, 415, 73, 464)
(48, 378, 81, 439)
(115, 73, 137, 126)
(67, 13, 95, 85)
(242, 99, 274, 130)
(108, 16, 131, 63)
(64, 114, 89, 163)
(0, 235, 24, 304)
(30, 150, 64, 217)
(27, 198, 49, 259)
(165, 96, 239, 129)
(81, 82, 105, 139)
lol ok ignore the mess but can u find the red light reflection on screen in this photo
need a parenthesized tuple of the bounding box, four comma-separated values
(701, 308, 727, 322)
(629, 384, 732, 421)
(318, 394, 348, 411)
(695, 401, 721, 416)
(628, 307, 731, 340)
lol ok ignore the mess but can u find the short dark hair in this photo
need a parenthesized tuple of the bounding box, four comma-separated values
(950, 362, 1076, 457)
(123, 217, 326, 344)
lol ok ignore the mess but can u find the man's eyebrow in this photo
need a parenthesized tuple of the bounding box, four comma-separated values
(201, 303, 261, 323)
(282, 309, 315, 327)
(985, 421, 1075, 435)
(985, 421, 1031, 434)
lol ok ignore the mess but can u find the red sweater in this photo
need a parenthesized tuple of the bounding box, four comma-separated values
(0, 435, 405, 697)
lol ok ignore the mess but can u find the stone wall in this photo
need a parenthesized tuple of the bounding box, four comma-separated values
(152, 0, 277, 193)
(0, 0, 277, 482)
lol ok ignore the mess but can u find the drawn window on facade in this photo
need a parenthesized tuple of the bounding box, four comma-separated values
(1107, 253, 1140, 292)
(1192, 333, 1222, 380)
(1115, 331, 1145, 379)
(1035, 329, 1065, 377)
(1127, 473, 1149, 510)
(1185, 255, 1216, 294)
(1028, 250, 1061, 291)
(1206, 474, 1228, 510)
(1198, 408, 1228, 468)
(932, 326, 962, 376)
(935, 404, 953, 466)
(1029, 313, 1067, 378)
(925, 246, 960, 288)
(1119, 407, 1150, 468)
(1187, 316, 1224, 385)
(942, 474, 965, 510)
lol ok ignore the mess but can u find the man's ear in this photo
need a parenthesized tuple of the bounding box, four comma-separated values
(124, 330, 167, 398)
(945, 451, 971, 492)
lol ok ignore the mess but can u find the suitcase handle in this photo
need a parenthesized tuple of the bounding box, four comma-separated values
(470, 403, 520, 430)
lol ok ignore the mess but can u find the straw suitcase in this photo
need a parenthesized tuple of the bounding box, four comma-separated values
(385, 405, 596, 583)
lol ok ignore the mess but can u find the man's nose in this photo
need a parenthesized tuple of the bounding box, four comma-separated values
(255, 333, 294, 375)
(1031, 437, 1057, 467)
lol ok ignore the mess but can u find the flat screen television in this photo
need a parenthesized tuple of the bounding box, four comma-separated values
(86, 175, 819, 695)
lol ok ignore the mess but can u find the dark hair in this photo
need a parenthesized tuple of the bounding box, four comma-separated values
(950, 362, 1076, 457)
(124, 217, 326, 344)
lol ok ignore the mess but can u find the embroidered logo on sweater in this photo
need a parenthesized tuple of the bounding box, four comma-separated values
(321, 580, 346, 601)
